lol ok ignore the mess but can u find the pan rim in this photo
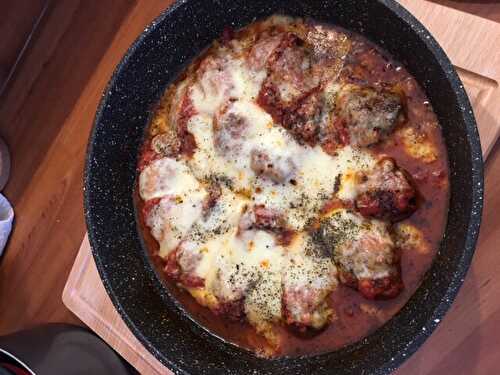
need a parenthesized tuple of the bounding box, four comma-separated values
(84, 0, 484, 373)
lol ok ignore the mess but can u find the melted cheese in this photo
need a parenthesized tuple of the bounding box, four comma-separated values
(146, 190, 206, 257)
(395, 223, 430, 254)
(327, 209, 395, 280)
(190, 57, 266, 115)
(398, 126, 437, 163)
(183, 188, 249, 284)
(337, 170, 361, 201)
(188, 98, 375, 230)
(139, 158, 201, 201)
(178, 223, 339, 333)
(254, 145, 374, 229)
(283, 247, 337, 329)
(185, 28, 376, 232)
(138, 15, 402, 339)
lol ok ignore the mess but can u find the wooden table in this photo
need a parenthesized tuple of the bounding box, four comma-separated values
(0, 0, 499, 373)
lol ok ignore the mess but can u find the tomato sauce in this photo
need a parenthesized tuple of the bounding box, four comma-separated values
(135, 23, 449, 358)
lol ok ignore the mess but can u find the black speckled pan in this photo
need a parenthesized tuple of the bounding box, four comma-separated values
(84, 0, 484, 374)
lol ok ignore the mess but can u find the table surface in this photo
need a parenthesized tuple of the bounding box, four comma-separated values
(0, 0, 499, 371)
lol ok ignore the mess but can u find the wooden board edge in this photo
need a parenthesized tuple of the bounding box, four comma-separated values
(62, 235, 169, 375)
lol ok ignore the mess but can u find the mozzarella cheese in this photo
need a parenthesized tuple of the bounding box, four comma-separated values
(139, 158, 201, 201)
(325, 209, 396, 280)
(253, 145, 374, 230)
(188, 97, 375, 230)
(397, 126, 437, 163)
(144, 188, 207, 257)
(190, 56, 266, 115)
(138, 15, 396, 342)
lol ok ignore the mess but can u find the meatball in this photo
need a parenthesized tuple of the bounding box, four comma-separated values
(214, 110, 249, 155)
(176, 92, 197, 156)
(336, 84, 403, 147)
(213, 299, 246, 321)
(355, 158, 417, 222)
(356, 275, 403, 300)
(283, 288, 333, 330)
(238, 205, 294, 245)
(250, 149, 296, 184)
(282, 252, 338, 330)
(238, 205, 286, 232)
(210, 264, 249, 322)
(316, 209, 403, 299)
(281, 90, 322, 146)
(257, 25, 351, 145)
(248, 32, 285, 70)
(164, 246, 205, 289)
(254, 205, 286, 230)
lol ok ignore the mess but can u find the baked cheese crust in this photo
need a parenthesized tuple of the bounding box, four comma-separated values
(137, 15, 446, 355)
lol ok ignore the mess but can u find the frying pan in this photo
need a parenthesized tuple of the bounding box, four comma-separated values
(84, 0, 484, 373)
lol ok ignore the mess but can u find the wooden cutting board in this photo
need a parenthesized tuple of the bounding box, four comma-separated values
(398, 0, 500, 158)
(62, 1, 500, 374)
